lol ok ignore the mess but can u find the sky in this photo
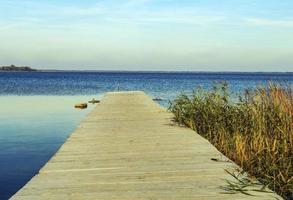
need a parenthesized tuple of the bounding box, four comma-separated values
(0, 0, 293, 71)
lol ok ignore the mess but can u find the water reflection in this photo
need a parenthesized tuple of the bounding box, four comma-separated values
(0, 96, 98, 199)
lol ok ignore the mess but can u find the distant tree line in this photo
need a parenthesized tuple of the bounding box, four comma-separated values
(0, 65, 37, 71)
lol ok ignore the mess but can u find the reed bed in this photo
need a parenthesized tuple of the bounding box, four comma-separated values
(169, 82, 293, 199)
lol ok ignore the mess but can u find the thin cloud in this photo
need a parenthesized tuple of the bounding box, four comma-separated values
(124, 0, 153, 6)
(35, 5, 104, 17)
(107, 14, 226, 26)
(0, 23, 19, 31)
(1, 1, 226, 26)
(245, 18, 293, 27)
(102, 6, 227, 26)
(60, 4, 104, 16)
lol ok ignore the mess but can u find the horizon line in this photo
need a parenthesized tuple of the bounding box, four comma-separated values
(35, 69, 293, 73)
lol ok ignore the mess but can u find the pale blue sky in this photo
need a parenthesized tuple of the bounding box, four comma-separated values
(0, 0, 293, 71)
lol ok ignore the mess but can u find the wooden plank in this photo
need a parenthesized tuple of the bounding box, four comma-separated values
(11, 91, 282, 200)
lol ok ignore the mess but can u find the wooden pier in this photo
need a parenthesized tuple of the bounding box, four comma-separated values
(11, 91, 281, 199)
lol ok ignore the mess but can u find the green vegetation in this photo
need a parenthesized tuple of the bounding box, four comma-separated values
(169, 82, 293, 199)
(0, 65, 37, 71)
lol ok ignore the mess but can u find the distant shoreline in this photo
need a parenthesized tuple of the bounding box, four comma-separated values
(5, 70, 293, 74)
(0, 65, 37, 72)
(0, 66, 293, 74)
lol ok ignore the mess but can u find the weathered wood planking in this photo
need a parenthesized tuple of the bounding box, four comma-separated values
(11, 91, 282, 200)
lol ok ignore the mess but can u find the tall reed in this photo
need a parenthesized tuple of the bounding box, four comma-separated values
(169, 82, 293, 199)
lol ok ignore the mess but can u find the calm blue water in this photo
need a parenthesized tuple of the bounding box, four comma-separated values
(0, 71, 293, 199)
(1, 71, 293, 100)
(0, 96, 94, 199)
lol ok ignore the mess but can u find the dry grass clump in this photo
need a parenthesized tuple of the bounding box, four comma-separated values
(169, 82, 293, 199)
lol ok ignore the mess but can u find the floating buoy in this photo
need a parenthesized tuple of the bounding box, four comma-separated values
(74, 103, 88, 109)
(153, 97, 163, 101)
(88, 98, 100, 104)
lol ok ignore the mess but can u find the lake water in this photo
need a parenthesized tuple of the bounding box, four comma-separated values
(0, 71, 293, 199)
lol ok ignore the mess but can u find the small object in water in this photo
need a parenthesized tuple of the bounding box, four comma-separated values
(74, 103, 88, 109)
(88, 98, 100, 104)
(153, 97, 163, 101)
(211, 158, 231, 163)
